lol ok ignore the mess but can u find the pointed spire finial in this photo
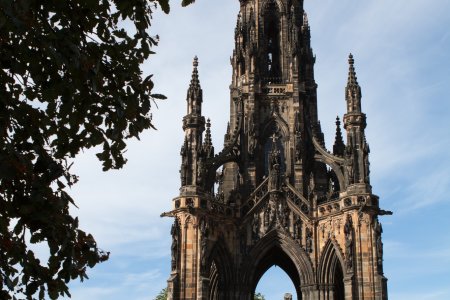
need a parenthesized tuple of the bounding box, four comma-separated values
(190, 55, 200, 89)
(203, 118, 214, 157)
(347, 53, 358, 86)
(193, 55, 198, 67)
(204, 118, 212, 144)
(186, 56, 203, 115)
(346, 53, 362, 113)
(348, 53, 354, 66)
(333, 116, 345, 156)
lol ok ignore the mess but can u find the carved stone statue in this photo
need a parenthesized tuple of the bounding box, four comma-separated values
(293, 215, 302, 243)
(170, 219, 180, 271)
(364, 142, 370, 183)
(252, 213, 260, 242)
(200, 218, 209, 271)
(375, 219, 383, 271)
(180, 139, 189, 186)
(269, 163, 281, 191)
(295, 133, 302, 163)
(196, 156, 205, 185)
(264, 204, 270, 228)
(345, 149, 354, 185)
(248, 113, 257, 156)
(308, 172, 315, 200)
(282, 205, 290, 231)
(305, 227, 313, 253)
(344, 215, 354, 270)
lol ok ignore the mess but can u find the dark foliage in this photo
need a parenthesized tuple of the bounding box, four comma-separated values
(0, 0, 193, 298)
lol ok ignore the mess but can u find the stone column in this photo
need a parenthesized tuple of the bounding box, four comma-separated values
(344, 276, 354, 300)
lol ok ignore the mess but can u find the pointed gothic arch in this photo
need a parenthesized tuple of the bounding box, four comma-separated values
(205, 239, 234, 300)
(317, 239, 347, 300)
(240, 229, 314, 300)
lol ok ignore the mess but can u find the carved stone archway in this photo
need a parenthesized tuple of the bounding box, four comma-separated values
(240, 230, 314, 300)
(317, 239, 349, 300)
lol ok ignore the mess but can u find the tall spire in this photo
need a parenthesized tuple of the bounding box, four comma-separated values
(346, 54, 362, 113)
(333, 116, 345, 156)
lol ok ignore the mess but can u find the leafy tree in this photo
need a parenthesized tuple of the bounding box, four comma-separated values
(254, 292, 266, 300)
(154, 287, 168, 300)
(0, 0, 193, 299)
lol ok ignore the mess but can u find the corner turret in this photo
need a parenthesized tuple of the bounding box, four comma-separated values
(180, 57, 206, 188)
(343, 54, 370, 188)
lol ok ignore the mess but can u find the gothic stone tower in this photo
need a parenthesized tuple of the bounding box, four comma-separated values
(163, 1, 390, 299)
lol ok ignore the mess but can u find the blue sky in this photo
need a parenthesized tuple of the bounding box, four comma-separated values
(62, 1, 450, 299)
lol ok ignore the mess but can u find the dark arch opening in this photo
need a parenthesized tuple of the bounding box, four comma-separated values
(207, 241, 234, 300)
(263, 1, 281, 81)
(333, 259, 345, 300)
(252, 246, 302, 300)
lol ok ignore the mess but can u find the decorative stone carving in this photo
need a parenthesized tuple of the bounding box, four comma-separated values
(186, 198, 194, 208)
(282, 206, 290, 231)
(344, 214, 354, 270)
(344, 197, 352, 207)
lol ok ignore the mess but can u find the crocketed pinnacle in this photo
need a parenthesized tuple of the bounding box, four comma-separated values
(190, 56, 200, 90)
(346, 53, 362, 112)
(333, 116, 345, 156)
(204, 118, 212, 147)
(347, 54, 359, 87)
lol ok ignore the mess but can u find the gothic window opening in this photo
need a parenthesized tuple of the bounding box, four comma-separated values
(214, 167, 224, 203)
(264, 1, 281, 81)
